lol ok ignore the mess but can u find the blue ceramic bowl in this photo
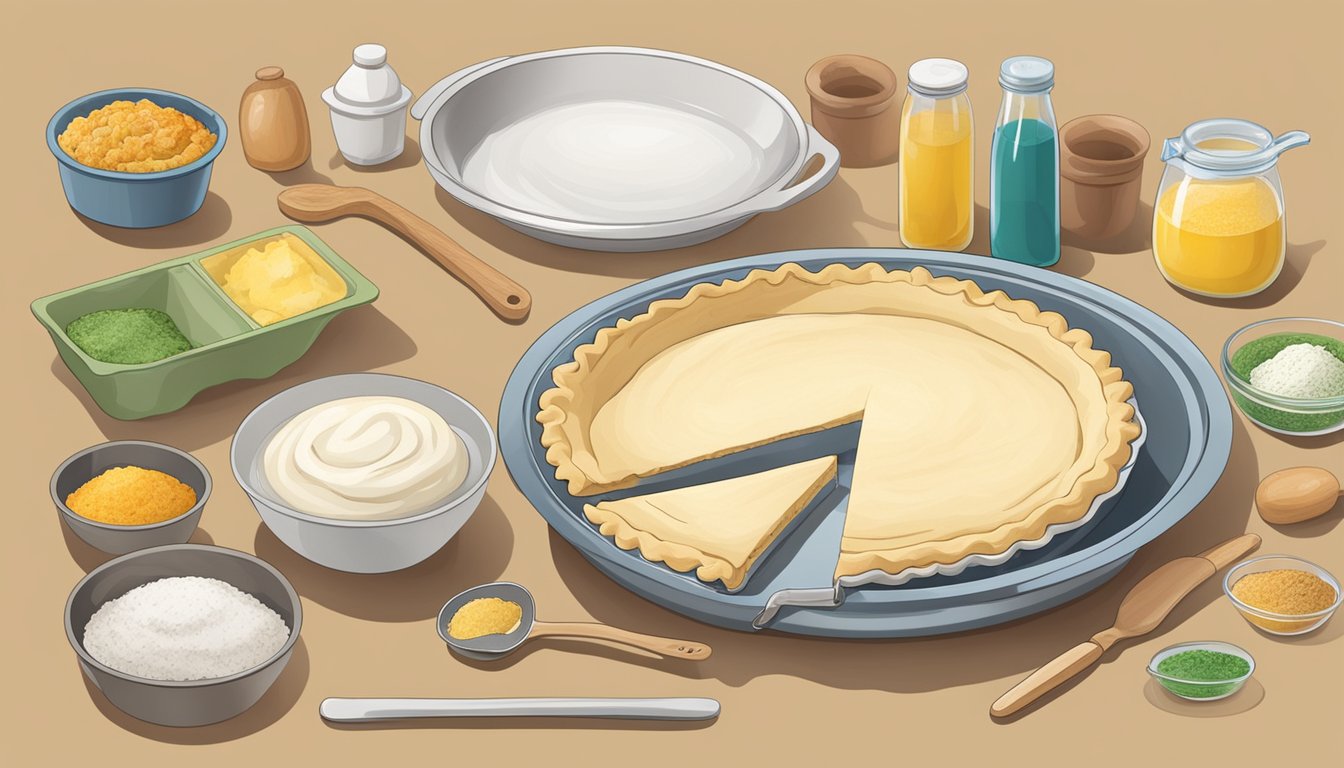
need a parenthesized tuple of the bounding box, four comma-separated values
(46, 88, 227, 228)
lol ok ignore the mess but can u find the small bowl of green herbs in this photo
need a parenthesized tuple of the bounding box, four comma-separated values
(1147, 641, 1254, 701)
(1221, 317, 1344, 436)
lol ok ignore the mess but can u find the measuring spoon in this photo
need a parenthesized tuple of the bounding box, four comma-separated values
(437, 582, 711, 662)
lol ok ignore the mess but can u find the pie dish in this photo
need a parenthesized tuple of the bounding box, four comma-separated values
(538, 263, 1142, 582)
(412, 47, 840, 251)
(584, 456, 837, 590)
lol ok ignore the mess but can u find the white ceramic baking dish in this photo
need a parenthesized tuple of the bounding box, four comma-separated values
(412, 47, 840, 252)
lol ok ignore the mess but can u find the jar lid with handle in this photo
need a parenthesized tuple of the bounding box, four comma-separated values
(1161, 118, 1309, 178)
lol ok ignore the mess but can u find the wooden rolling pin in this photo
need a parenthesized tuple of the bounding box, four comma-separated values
(277, 184, 531, 321)
(990, 533, 1261, 718)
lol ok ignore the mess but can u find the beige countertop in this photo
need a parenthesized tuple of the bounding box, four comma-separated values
(4, 0, 1340, 764)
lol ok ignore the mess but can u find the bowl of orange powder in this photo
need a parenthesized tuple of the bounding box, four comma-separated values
(1223, 555, 1341, 636)
(50, 440, 211, 554)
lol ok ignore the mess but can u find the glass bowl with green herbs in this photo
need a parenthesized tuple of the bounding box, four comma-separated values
(1147, 641, 1254, 701)
(1221, 317, 1344, 436)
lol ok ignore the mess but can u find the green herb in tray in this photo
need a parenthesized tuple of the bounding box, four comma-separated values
(1155, 649, 1251, 699)
(1230, 332, 1344, 433)
(66, 308, 193, 365)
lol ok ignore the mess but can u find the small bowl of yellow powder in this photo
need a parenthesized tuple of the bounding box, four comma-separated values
(1223, 555, 1341, 636)
(51, 440, 211, 555)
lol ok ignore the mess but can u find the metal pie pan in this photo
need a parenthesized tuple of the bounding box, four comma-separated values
(413, 47, 840, 251)
(499, 249, 1232, 637)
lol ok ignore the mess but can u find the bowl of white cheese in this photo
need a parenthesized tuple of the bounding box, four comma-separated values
(231, 373, 497, 573)
(64, 544, 301, 727)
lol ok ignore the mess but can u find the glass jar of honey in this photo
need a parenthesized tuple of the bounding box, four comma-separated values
(1153, 119, 1309, 298)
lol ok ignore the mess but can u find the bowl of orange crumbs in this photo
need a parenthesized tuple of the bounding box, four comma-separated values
(1223, 555, 1341, 636)
(51, 440, 211, 554)
(46, 88, 227, 228)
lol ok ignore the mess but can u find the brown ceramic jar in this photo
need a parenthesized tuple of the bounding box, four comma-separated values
(805, 55, 900, 168)
(1059, 115, 1150, 239)
(239, 66, 311, 172)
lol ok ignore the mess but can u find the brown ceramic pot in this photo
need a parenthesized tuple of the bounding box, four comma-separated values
(805, 55, 899, 168)
(239, 66, 311, 172)
(1059, 115, 1150, 239)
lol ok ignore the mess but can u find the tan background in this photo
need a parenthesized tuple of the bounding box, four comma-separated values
(4, 0, 1341, 764)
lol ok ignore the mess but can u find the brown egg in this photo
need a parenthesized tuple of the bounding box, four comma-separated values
(1256, 467, 1342, 525)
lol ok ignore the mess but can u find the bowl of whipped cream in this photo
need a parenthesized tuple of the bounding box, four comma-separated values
(231, 373, 496, 572)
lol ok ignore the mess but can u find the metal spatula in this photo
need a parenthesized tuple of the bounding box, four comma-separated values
(320, 697, 720, 722)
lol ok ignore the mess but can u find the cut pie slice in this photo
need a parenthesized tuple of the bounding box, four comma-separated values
(583, 456, 838, 590)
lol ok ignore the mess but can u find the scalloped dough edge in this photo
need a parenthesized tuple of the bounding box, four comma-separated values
(538, 263, 1139, 502)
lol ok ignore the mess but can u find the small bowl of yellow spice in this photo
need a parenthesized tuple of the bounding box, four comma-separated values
(1223, 555, 1341, 636)
(51, 440, 210, 555)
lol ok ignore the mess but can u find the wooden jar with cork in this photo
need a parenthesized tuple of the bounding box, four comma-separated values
(239, 66, 311, 172)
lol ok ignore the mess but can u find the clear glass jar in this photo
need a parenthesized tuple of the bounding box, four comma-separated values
(990, 56, 1059, 267)
(1153, 119, 1309, 298)
(899, 58, 973, 251)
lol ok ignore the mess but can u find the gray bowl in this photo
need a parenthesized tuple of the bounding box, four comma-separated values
(231, 373, 497, 573)
(51, 440, 210, 554)
(64, 544, 301, 727)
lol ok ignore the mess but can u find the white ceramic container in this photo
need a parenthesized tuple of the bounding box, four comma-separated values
(322, 44, 413, 165)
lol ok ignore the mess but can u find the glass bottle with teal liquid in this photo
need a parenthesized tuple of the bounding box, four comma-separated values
(991, 56, 1059, 266)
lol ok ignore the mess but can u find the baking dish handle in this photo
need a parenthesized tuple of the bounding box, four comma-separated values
(411, 56, 511, 121)
(747, 125, 842, 214)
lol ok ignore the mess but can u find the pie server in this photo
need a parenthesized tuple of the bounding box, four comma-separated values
(437, 581, 711, 661)
(320, 697, 720, 723)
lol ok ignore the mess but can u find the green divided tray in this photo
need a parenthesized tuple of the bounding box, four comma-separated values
(32, 225, 378, 420)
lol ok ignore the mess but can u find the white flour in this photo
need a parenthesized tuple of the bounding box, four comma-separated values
(1249, 343, 1344, 399)
(83, 576, 289, 681)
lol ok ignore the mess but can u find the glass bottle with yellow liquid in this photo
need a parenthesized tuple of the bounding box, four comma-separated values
(899, 58, 973, 251)
(1154, 119, 1309, 297)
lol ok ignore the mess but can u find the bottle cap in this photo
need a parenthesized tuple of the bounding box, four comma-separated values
(353, 44, 388, 68)
(332, 43, 404, 108)
(999, 56, 1054, 92)
(907, 58, 968, 97)
(255, 66, 285, 81)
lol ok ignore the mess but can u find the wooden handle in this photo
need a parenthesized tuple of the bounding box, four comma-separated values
(354, 195, 532, 321)
(1198, 533, 1261, 570)
(529, 622, 711, 661)
(991, 641, 1104, 718)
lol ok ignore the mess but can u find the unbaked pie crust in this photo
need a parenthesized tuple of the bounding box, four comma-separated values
(539, 264, 1140, 581)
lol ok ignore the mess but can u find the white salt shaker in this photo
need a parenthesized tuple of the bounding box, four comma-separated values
(322, 44, 414, 165)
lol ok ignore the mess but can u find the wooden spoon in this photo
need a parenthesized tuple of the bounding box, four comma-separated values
(277, 184, 531, 321)
(990, 533, 1261, 718)
(1257, 467, 1342, 525)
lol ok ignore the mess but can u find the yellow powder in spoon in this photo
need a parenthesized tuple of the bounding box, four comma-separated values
(448, 597, 522, 640)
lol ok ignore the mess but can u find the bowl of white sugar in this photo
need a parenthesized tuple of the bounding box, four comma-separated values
(1221, 317, 1344, 436)
(64, 543, 301, 727)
